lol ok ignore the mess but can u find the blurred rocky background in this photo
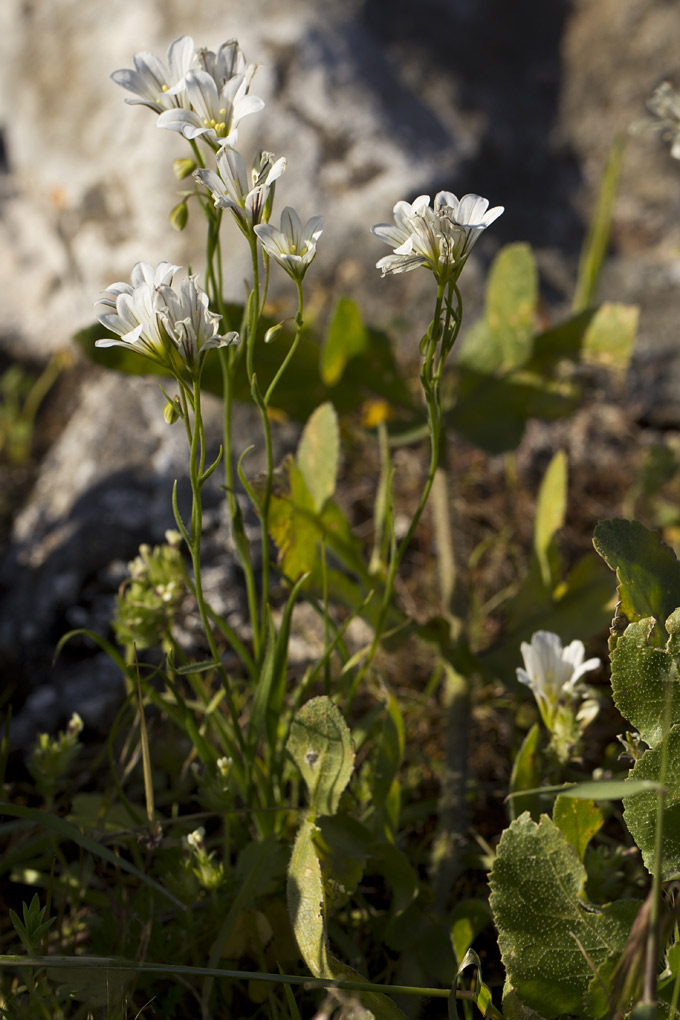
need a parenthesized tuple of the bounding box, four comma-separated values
(2, 0, 680, 741)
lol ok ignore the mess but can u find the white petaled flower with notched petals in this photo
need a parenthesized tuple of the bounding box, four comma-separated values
(111, 35, 196, 114)
(516, 630, 600, 731)
(96, 261, 179, 363)
(254, 207, 324, 282)
(372, 191, 503, 283)
(95, 262, 238, 371)
(195, 39, 251, 92)
(195, 148, 286, 232)
(157, 70, 264, 149)
(157, 274, 239, 366)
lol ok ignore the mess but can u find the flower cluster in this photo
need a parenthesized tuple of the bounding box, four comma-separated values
(96, 261, 238, 373)
(517, 630, 600, 762)
(371, 192, 503, 284)
(112, 36, 263, 149)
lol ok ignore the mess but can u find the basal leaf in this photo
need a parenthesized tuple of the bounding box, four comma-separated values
(593, 518, 680, 646)
(485, 243, 537, 369)
(321, 298, 368, 386)
(287, 815, 408, 1019)
(610, 612, 680, 746)
(286, 697, 355, 817)
(581, 303, 637, 373)
(297, 402, 339, 513)
(623, 724, 680, 879)
(489, 812, 638, 1018)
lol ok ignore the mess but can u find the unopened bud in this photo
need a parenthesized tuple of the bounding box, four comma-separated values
(163, 397, 182, 425)
(173, 158, 197, 180)
(264, 323, 283, 345)
(170, 200, 189, 232)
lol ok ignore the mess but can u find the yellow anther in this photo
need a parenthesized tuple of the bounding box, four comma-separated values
(219, 108, 227, 116)
(203, 118, 210, 127)
(161, 84, 169, 92)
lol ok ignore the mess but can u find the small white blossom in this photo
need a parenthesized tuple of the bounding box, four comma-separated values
(195, 148, 287, 232)
(157, 70, 263, 149)
(516, 630, 600, 732)
(254, 206, 323, 281)
(111, 35, 196, 114)
(96, 261, 238, 371)
(185, 827, 205, 852)
(372, 192, 503, 283)
(638, 81, 680, 160)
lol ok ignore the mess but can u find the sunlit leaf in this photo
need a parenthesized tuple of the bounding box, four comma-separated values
(286, 697, 355, 817)
(489, 812, 638, 1018)
(297, 402, 339, 513)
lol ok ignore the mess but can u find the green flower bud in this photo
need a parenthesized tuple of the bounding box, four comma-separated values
(264, 323, 283, 344)
(170, 200, 189, 232)
(163, 397, 182, 425)
(173, 158, 197, 180)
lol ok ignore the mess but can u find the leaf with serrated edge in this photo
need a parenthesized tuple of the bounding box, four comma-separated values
(489, 813, 638, 1018)
(610, 610, 680, 747)
(623, 724, 680, 879)
(286, 697, 355, 817)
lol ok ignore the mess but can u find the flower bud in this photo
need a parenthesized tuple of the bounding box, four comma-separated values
(264, 323, 283, 344)
(173, 158, 197, 180)
(163, 397, 182, 425)
(170, 200, 189, 232)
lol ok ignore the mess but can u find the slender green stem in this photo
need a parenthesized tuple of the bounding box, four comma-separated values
(184, 374, 246, 769)
(347, 282, 457, 706)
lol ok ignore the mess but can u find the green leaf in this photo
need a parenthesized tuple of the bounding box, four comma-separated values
(610, 612, 680, 746)
(321, 298, 368, 386)
(370, 840, 418, 917)
(593, 518, 680, 646)
(268, 457, 368, 585)
(553, 796, 603, 862)
(450, 899, 493, 967)
(581, 303, 637, 373)
(485, 243, 538, 369)
(314, 813, 371, 899)
(286, 697, 355, 817)
(533, 450, 567, 590)
(287, 815, 408, 1018)
(623, 724, 680, 879)
(297, 402, 339, 513)
(509, 724, 543, 822)
(458, 244, 537, 374)
(573, 136, 624, 313)
(489, 812, 638, 1018)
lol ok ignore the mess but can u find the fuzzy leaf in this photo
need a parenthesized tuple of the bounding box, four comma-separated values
(489, 813, 638, 1018)
(593, 518, 680, 646)
(286, 697, 355, 817)
(610, 611, 680, 746)
(533, 450, 567, 590)
(623, 724, 680, 879)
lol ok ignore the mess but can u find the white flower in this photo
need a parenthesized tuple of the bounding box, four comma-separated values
(157, 274, 238, 365)
(157, 69, 264, 149)
(195, 39, 251, 91)
(111, 35, 196, 114)
(516, 630, 600, 731)
(254, 206, 323, 281)
(195, 148, 286, 232)
(642, 81, 680, 159)
(372, 191, 503, 283)
(95, 261, 238, 370)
